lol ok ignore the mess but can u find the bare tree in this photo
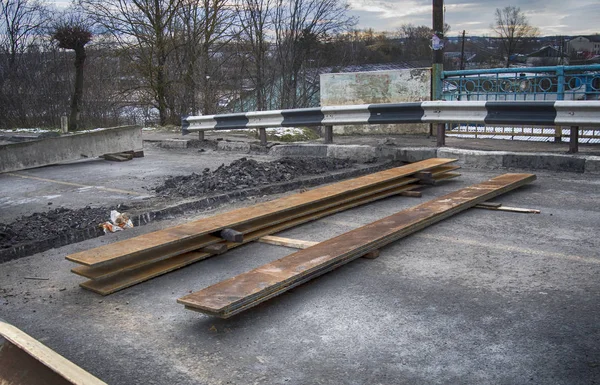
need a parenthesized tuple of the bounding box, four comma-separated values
(0, 0, 49, 67)
(492, 6, 539, 68)
(79, 0, 184, 125)
(273, 0, 355, 109)
(236, 0, 273, 111)
(52, 17, 92, 131)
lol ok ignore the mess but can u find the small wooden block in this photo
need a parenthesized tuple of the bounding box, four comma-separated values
(258, 235, 319, 249)
(102, 153, 131, 162)
(218, 228, 244, 243)
(116, 152, 134, 160)
(414, 172, 435, 185)
(399, 191, 422, 198)
(122, 150, 145, 158)
(200, 243, 228, 255)
(361, 250, 380, 259)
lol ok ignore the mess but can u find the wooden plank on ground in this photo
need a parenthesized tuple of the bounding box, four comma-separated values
(475, 205, 541, 214)
(0, 321, 108, 385)
(178, 173, 536, 318)
(66, 158, 457, 267)
(258, 236, 319, 249)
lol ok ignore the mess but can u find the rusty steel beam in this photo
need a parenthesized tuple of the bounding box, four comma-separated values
(75, 170, 460, 296)
(178, 173, 536, 318)
(67, 158, 457, 267)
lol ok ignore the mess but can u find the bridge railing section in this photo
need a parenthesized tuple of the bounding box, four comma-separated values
(182, 101, 600, 153)
(442, 65, 600, 143)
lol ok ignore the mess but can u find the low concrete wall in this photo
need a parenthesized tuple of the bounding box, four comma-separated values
(320, 68, 431, 135)
(0, 126, 143, 173)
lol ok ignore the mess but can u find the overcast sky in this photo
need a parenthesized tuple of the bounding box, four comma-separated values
(51, 0, 599, 37)
(346, 0, 599, 36)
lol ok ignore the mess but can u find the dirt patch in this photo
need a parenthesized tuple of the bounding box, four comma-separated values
(154, 157, 356, 197)
(0, 205, 125, 249)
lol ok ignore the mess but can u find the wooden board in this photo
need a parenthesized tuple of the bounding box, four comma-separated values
(66, 158, 457, 267)
(178, 173, 536, 318)
(0, 321, 107, 385)
(475, 205, 541, 214)
(258, 236, 319, 249)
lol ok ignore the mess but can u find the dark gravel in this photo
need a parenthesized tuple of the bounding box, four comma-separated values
(0, 157, 356, 251)
(154, 157, 356, 197)
(0, 205, 126, 249)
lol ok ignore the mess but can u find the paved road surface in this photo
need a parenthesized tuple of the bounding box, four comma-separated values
(1, 167, 598, 384)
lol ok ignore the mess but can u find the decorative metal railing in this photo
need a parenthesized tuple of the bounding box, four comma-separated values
(442, 65, 600, 143)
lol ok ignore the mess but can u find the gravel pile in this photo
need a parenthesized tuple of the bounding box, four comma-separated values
(0, 206, 118, 249)
(155, 157, 356, 198)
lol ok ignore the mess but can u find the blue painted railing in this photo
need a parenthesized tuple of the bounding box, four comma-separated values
(442, 65, 600, 143)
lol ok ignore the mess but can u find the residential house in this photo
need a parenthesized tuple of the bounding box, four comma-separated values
(567, 36, 600, 56)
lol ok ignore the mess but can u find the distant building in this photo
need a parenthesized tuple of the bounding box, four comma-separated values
(526, 46, 569, 66)
(567, 36, 600, 55)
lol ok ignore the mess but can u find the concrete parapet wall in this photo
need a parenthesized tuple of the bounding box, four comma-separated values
(0, 126, 142, 173)
(320, 68, 431, 135)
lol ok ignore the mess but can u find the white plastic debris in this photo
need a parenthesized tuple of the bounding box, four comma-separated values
(100, 210, 134, 234)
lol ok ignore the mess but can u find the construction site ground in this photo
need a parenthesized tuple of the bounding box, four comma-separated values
(1, 152, 599, 383)
(0, 130, 599, 384)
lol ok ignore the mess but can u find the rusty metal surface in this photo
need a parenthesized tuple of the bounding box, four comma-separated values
(178, 173, 536, 317)
(78, 181, 425, 295)
(78, 170, 461, 295)
(66, 158, 457, 266)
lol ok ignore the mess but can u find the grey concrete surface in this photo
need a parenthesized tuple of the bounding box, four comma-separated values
(0, 126, 142, 173)
(1, 168, 599, 385)
(0, 146, 275, 223)
(142, 130, 600, 173)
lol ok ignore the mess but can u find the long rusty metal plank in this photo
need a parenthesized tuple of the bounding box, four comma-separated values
(78, 182, 425, 295)
(178, 173, 536, 318)
(72, 177, 416, 280)
(77, 171, 460, 295)
(66, 158, 457, 267)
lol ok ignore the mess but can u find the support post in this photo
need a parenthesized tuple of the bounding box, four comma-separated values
(554, 126, 562, 143)
(436, 123, 446, 147)
(556, 66, 565, 144)
(258, 128, 267, 146)
(569, 126, 579, 153)
(198, 131, 204, 141)
(432, 0, 445, 147)
(324, 125, 333, 144)
(60, 116, 68, 133)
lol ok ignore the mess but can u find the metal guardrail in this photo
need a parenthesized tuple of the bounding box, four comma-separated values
(182, 101, 600, 153)
(182, 101, 600, 131)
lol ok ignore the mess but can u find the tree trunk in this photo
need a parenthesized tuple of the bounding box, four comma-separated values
(69, 46, 86, 131)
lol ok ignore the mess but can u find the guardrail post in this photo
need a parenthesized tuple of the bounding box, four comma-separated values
(569, 126, 579, 153)
(198, 131, 204, 141)
(258, 128, 267, 146)
(556, 66, 565, 143)
(324, 125, 333, 144)
(436, 123, 446, 147)
(61, 116, 68, 133)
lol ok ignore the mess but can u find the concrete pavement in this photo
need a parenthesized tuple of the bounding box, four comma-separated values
(1, 167, 599, 385)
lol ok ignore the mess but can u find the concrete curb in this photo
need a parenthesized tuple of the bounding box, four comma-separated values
(249, 143, 599, 174)
(0, 162, 396, 263)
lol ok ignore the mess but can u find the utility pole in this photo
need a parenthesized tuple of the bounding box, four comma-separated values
(432, 0, 445, 146)
(460, 30, 466, 70)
